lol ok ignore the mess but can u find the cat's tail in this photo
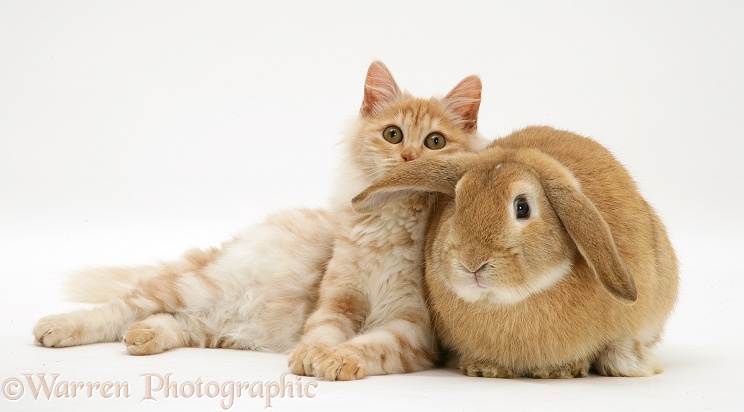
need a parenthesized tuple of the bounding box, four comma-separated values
(64, 265, 161, 303)
(65, 247, 220, 303)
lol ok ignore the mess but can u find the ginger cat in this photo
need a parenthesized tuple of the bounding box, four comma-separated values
(287, 63, 486, 380)
(33, 61, 487, 380)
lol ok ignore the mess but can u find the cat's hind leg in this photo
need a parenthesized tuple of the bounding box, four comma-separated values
(124, 313, 194, 355)
(124, 312, 237, 355)
(34, 299, 136, 347)
(34, 282, 183, 349)
(34, 248, 222, 348)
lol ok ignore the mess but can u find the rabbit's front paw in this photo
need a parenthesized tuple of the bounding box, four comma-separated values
(526, 358, 590, 379)
(459, 359, 516, 378)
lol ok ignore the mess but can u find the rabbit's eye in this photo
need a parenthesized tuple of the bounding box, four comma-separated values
(424, 133, 446, 150)
(514, 197, 530, 219)
(383, 126, 404, 144)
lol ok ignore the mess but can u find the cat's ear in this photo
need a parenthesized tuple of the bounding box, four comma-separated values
(360, 61, 401, 117)
(443, 75, 481, 132)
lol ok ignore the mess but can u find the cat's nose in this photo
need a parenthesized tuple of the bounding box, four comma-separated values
(401, 152, 418, 162)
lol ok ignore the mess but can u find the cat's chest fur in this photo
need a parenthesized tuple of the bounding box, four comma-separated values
(333, 192, 432, 328)
(345, 192, 432, 259)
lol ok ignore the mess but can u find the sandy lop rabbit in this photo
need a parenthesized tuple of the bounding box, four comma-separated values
(352, 126, 679, 378)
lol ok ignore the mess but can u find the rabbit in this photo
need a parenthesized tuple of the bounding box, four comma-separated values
(351, 126, 679, 378)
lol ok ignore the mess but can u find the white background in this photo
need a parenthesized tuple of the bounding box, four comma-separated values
(1, 1, 742, 411)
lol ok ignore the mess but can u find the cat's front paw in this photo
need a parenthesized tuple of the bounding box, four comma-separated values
(33, 314, 81, 348)
(459, 359, 517, 378)
(288, 343, 326, 376)
(313, 345, 366, 381)
(124, 321, 167, 356)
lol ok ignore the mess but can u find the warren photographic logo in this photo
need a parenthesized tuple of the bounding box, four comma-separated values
(2, 373, 318, 409)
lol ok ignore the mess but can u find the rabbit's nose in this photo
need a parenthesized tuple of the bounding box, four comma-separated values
(460, 261, 490, 275)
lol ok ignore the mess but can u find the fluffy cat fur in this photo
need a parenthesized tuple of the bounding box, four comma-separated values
(33, 62, 488, 380)
(288, 63, 486, 380)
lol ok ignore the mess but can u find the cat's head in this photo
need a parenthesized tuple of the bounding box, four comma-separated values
(348, 61, 488, 183)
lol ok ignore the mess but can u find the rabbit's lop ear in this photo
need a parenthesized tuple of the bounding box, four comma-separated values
(352, 155, 475, 214)
(535, 158, 638, 304)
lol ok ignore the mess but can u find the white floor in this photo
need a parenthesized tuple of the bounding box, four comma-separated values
(1, 220, 741, 411)
(2, 2, 743, 411)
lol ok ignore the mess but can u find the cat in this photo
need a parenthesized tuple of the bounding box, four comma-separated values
(287, 63, 486, 380)
(33, 61, 487, 379)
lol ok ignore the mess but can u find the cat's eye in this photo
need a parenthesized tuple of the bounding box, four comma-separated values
(383, 126, 403, 144)
(514, 197, 530, 219)
(424, 133, 446, 150)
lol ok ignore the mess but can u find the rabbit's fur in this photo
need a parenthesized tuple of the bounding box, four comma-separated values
(353, 126, 679, 378)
